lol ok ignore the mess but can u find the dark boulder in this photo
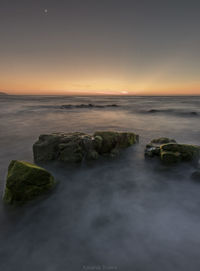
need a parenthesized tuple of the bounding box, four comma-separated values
(3, 160, 55, 204)
(33, 131, 139, 163)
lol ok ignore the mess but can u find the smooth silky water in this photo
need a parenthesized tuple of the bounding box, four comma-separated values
(0, 95, 200, 271)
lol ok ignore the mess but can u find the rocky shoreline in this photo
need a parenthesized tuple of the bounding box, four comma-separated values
(2, 131, 200, 205)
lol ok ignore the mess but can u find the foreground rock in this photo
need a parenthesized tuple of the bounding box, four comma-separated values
(33, 131, 139, 163)
(145, 138, 200, 165)
(3, 160, 55, 204)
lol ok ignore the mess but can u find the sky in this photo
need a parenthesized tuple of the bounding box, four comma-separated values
(0, 0, 200, 95)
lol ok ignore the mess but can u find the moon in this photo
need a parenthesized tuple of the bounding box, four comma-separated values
(44, 9, 48, 14)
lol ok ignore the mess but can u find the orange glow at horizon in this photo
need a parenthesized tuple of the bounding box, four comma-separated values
(1, 55, 200, 95)
(1, 79, 200, 95)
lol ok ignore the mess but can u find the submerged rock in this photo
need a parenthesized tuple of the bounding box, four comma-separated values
(190, 111, 198, 116)
(60, 104, 119, 109)
(145, 138, 200, 165)
(148, 109, 160, 113)
(33, 131, 139, 163)
(3, 160, 55, 204)
(145, 137, 176, 158)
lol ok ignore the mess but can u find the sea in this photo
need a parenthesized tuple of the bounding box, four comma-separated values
(0, 95, 200, 271)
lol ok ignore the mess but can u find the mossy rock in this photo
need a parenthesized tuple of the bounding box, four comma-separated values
(86, 150, 99, 160)
(3, 160, 56, 204)
(33, 131, 139, 163)
(33, 134, 61, 161)
(93, 131, 139, 154)
(59, 141, 84, 163)
(145, 137, 176, 158)
(160, 143, 200, 162)
(145, 138, 200, 165)
(160, 151, 181, 164)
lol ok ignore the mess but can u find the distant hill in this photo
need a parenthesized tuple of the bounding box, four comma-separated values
(0, 92, 8, 95)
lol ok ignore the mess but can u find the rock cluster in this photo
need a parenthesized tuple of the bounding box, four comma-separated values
(145, 137, 200, 165)
(145, 138, 176, 158)
(3, 160, 55, 204)
(3, 132, 200, 205)
(60, 104, 119, 109)
(33, 131, 139, 163)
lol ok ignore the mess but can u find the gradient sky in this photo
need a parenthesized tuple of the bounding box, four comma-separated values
(0, 0, 200, 95)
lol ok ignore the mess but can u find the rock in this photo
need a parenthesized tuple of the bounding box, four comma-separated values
(148, 109, 160, 113)
(93, 131, 139, 154)
(160, 144, 200, 164)
(86, 150, 99, 160)
(60, 104, 119, 109)
(33, 131, 139, 163)
(33, 134, 62, 161)
(145, 137, 176, 158)
(145, 138, 200, 165)
(3, 160, 55, 204)
(190, 112, 198, 116)
(160, 151, 181, 164)
(191, 171, 200, 181)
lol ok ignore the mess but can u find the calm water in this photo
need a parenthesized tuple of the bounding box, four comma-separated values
(0, 95, 200, 271)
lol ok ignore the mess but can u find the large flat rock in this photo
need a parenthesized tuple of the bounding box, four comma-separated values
(33, 131, 139, 163)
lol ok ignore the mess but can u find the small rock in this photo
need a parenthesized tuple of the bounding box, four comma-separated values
(145, 138, 200, 165)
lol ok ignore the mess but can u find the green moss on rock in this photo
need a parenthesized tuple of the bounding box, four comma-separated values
(33, 131, 139, 163)
(145, 138, 200, 165)
(160, 151, 181, 164)
(3, 160, 55, 204)
(160, 143, 200, 162)
(145, 137, 176, 158)
(93, 131, 139, 154)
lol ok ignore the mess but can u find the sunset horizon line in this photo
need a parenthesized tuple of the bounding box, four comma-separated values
(1, 91, 200, 96)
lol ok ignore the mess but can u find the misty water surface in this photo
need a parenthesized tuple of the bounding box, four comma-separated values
(0, 95, 200, 271)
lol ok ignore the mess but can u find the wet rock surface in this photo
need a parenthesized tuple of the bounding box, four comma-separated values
(145, 138, 200, 165)
(3, 160, 55, 204)
(145, 137, 176, 158)
(33, 131, 139, 163)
